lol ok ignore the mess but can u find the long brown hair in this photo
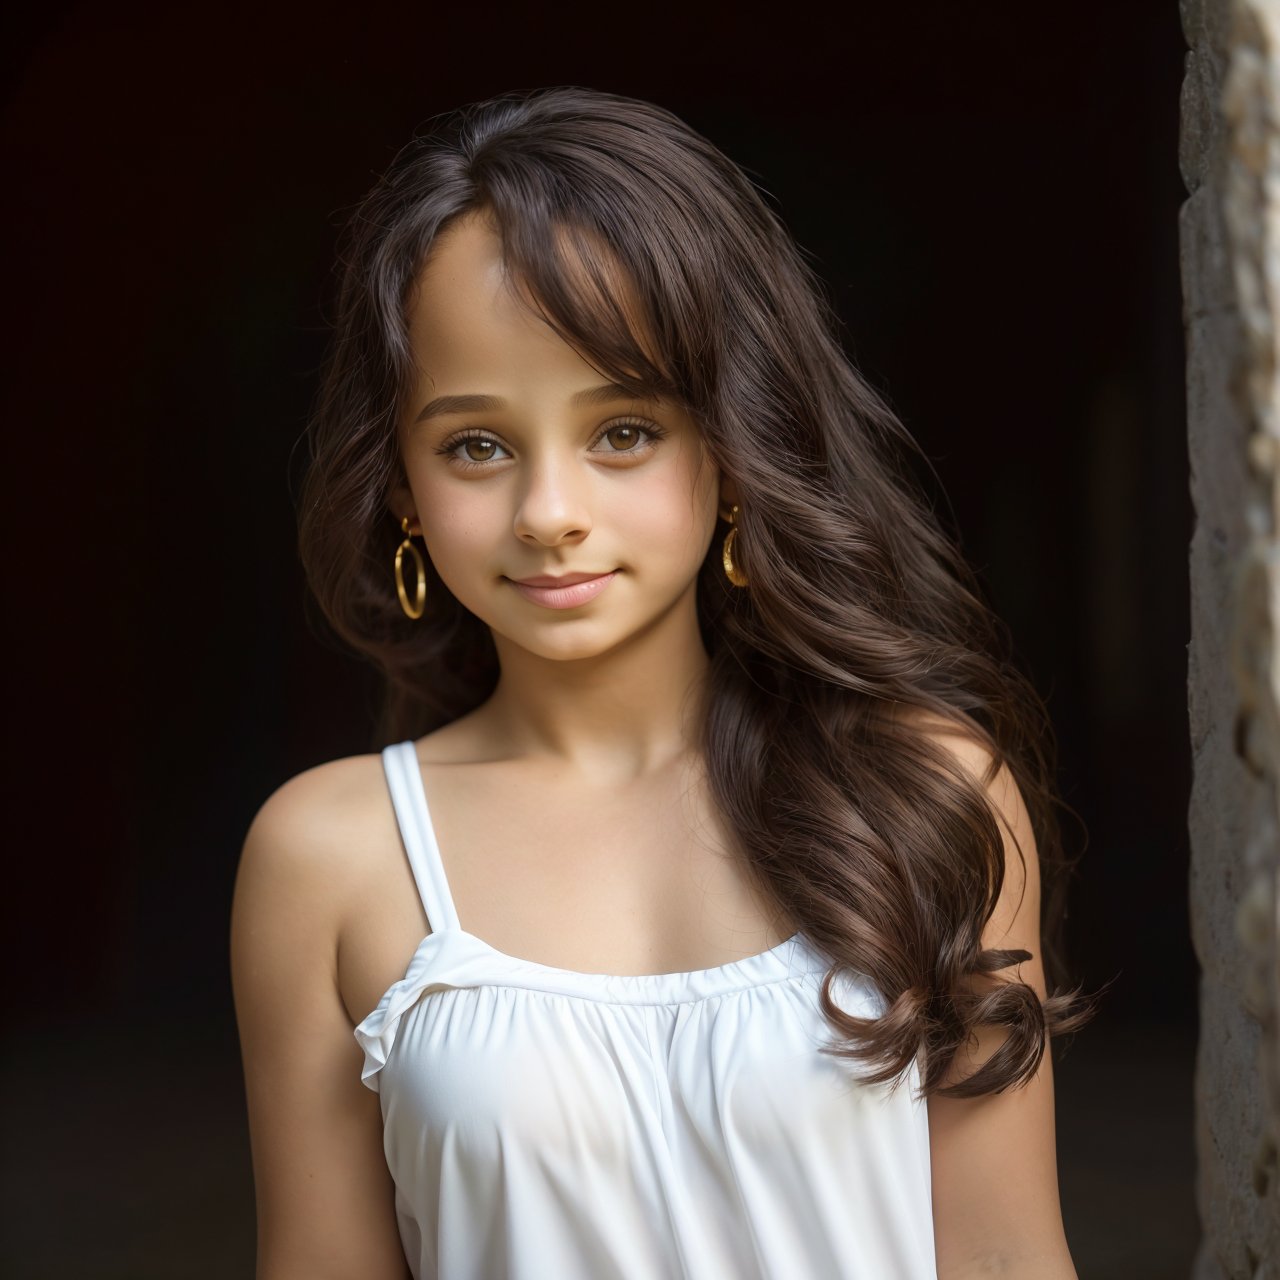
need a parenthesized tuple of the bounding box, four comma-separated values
(298, 85, 1096, 1098)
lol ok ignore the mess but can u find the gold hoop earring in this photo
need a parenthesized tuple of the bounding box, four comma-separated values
(721, 504, 749, 588)
(394, 516, 427, 619)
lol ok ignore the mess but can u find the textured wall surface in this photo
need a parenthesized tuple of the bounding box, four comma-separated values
(1182, 0, 1280, 1274)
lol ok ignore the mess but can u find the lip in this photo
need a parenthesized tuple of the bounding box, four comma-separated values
(505, 570, 617, 610)
(511, 572, 610, 587)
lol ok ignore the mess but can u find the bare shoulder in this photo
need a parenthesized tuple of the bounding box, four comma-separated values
(890, 702, 1039, 958)
(238, 752, 396, 895)
(230, 749, 405, 1083)
(890, 702, 1000, 781)
(232, 749, 408, 982)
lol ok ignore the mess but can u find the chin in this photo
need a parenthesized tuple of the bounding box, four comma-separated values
(529, 633, 624, 662)
(492, 618, 633, 663)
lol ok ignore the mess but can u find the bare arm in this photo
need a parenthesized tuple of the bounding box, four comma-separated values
(231, 769, 412, 1280)
(924, 729, 1078, 1280)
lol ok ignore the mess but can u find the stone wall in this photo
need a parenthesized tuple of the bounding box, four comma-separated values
(1182, 0, 1280, 1273)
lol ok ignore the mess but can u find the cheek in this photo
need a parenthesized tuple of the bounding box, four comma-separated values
(616, 465, 717, 563)
(413, 475, 504, 566)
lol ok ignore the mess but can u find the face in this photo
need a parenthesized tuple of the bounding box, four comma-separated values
(391, 210, 733, 664)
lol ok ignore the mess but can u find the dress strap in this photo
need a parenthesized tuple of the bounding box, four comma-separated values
(380, 741, 462, 934)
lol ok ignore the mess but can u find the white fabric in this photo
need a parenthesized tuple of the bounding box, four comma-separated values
(354, 740, 938, 1279)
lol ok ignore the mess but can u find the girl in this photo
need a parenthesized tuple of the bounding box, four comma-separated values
(231, 86, 1094, 1279)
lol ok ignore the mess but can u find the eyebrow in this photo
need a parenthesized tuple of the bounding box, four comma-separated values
(413, 382, 640, 424)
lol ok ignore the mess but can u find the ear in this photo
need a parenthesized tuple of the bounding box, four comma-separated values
(717, 476, 742, 521)
(388, 474, 418, 528)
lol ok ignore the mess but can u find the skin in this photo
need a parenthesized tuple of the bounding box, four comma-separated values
(231, 210, 1076, 1278)
(916, 717, 1079, 1278)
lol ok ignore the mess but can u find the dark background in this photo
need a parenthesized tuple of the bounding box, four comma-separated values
(4, 3, 1192, 1276)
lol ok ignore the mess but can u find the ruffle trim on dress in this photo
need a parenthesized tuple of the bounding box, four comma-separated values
(352, 929, 836, 1091)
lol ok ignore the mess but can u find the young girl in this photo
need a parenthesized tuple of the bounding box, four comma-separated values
(231, 86, 1094, 1279)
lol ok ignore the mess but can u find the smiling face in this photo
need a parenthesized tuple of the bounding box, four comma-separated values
(390, 210, 733, 665)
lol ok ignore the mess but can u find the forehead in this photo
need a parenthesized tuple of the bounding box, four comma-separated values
(403, 210, 661, 390)
(405, 212, 533, 354)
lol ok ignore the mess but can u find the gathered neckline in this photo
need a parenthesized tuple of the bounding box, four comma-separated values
(459, 926, 805, 985)
(355, 927, 830, 1023)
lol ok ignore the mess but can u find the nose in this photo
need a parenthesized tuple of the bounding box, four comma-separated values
(512, 451, 593, 547)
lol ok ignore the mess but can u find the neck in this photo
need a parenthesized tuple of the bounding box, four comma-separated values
(480, 585, 711, 781)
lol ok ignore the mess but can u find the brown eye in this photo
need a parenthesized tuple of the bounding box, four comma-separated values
(603, 425, 642, 451)
(435, 432, 511, 467)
